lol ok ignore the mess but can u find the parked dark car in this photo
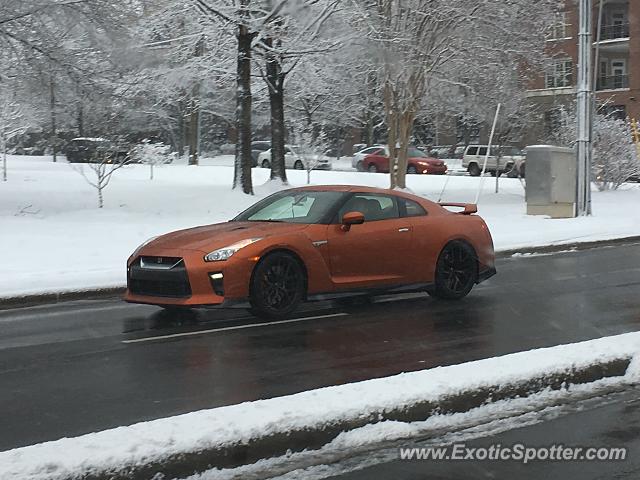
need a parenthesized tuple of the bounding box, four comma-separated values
(251, 141, 271, 167)
(64, 138, 130, 163)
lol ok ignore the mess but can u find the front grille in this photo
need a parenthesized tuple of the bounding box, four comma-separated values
(128, 257, 192, 298)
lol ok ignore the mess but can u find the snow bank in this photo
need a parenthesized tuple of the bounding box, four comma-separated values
(1, 155, 640, 297)
(1, 332, 639, 480)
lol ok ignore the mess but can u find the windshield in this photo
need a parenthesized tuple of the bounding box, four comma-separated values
(233, 190, 347, 224)
(408, 147, 428, 158)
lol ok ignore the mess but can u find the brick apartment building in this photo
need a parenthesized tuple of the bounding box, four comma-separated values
(526, 0, 639, 144)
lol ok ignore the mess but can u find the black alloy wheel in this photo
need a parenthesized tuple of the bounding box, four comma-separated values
(294, 160, 304, 170)
(468, 163, 481, 176)
(430, 241, 477, 300)
(250, 252, 305, 318)
(261, 159, 270, 168)
(368, 163, 378, 173)
(407, 165, 418, 174)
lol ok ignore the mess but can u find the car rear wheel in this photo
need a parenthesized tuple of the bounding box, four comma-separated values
(250, 252, 305, 319)
(407, 165, 418, 174)
(261, 159, 270, 168)
(430, 241, 477, 300)
(367, 163, 378, 173)
(294, 160, 304, 170)
(468, 163, 481, 176)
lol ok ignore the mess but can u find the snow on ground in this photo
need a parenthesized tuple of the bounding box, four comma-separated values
(1, 155, 640, 297)
(1, 332, 639, 480)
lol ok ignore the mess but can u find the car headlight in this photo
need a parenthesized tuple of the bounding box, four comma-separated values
(204, 238, 263, 262)
(131, 235, 158, 258)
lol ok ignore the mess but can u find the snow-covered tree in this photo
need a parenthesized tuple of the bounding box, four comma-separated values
(592, 117, 639, 190)
(349, 0, 555, 189)
(131, 140, 172, 180)
(0, 85, 31, 181)
(70, 140, 130, 208)
(548, 104, 640, 190)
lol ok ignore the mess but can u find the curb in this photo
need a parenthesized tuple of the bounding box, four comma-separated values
(0, 287, 125, 310)
(2, 235, 640, 311)
(495, 235, 640, 258)
(66, 358, 631, 480)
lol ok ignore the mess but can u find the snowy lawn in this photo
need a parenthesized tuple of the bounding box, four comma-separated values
(1, 155, 640, 297)
(1, 332, 639, 480)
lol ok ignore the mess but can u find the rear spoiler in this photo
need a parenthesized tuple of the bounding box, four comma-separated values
(439, 202, 477, 215)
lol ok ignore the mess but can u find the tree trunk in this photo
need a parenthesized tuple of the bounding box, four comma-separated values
(2, 136, 6, 182)
(77, 102, 84, 137)
(383, 82, 398, 188)
(395, 111, 415, 189)
(188, 37, 204, 166)
(233, 19, 254, 194)
(50, 76, 57, 163)
(187, 96, 199, 166)
(265, 37, 287, 184)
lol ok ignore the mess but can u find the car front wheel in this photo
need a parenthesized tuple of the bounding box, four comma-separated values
(468, 163, 481, 176)
(261, 159, 270, 168)
(294, 160, 304, 170)
(367, 163, 378, 173)
(250, 252, 305, 319)
(429, 241, 477, 300)
(356, 160, 364, 171)
(407, 165, 418, 174)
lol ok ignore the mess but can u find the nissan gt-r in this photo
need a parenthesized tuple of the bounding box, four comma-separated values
(125, 185, 496, 318)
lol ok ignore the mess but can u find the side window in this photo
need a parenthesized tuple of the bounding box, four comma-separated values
(400, 198, 427, 217)
(339, 194, 399, 222)
(466, 146, 478, 156)
(478, 147, 488, 156)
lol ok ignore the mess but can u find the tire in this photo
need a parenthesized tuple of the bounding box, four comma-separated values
(294, 160, 304, 170)
(430, 241, 478, 300)
(261, 159, 270, 168)
(519, 164, 526, 178)
(356, 160, 364, 172)
(407, 165, 418, 174)
(468, 163, 481, 176)
(367, 163, 378, 173)
(249, 252, 306, 319)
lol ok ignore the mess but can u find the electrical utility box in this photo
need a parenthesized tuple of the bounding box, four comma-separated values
(525, 145, 577, 218)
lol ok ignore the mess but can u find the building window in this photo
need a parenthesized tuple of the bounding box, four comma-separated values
(545, 59, 573, 89)
(547, 11, 570, 40)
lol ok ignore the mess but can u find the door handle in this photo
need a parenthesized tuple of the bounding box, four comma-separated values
(398, 227, 410, 232)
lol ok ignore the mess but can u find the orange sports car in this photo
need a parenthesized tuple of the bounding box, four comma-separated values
(125, 185, 496, 318)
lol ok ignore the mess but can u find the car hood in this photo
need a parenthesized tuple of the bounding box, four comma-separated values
(411, 157, 444, 165)
(143, 221, 309, 253)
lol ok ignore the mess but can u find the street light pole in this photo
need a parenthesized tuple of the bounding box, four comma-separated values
(576, 0, 593, 216)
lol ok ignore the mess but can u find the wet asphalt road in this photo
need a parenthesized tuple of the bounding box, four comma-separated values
(329, 389, 640, 480)
(1, 243, 640, 451)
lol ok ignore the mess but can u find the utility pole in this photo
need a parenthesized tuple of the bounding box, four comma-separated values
(576, 0, 593, 216)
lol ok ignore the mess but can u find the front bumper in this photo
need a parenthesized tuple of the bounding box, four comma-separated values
(125, 249, 255, 307)
(478, 266, 497, 283)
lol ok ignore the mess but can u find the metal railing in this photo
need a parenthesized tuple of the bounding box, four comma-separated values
(598, 23, 630, 41)
(596, 74, 629, 90)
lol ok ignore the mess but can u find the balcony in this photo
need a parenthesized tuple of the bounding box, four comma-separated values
(598, 22, 630, 41)
(596, 74, 629, 90)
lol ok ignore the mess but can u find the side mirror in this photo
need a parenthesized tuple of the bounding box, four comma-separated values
(341, 211, 365, 231)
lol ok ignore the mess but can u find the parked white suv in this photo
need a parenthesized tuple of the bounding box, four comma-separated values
(462, 145, 525, 177)
(258, 145, 332, 170)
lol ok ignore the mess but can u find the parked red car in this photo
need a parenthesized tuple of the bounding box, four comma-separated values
(362, 147, 447, 174)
